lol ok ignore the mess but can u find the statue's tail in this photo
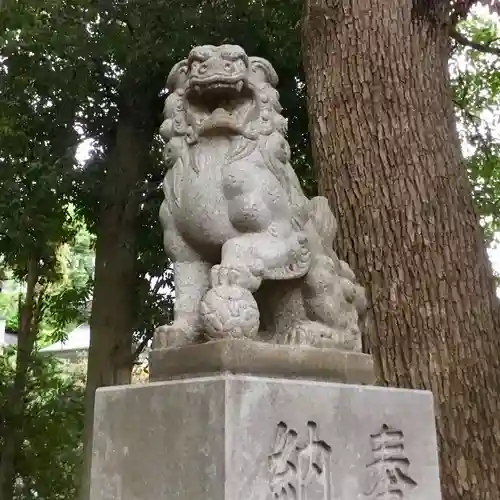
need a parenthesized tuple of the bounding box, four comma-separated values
(307, 196, 337, 253)
(305, 195, 368, 343)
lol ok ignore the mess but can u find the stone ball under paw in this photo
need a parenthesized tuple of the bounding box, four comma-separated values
(200, 285, 259, 340)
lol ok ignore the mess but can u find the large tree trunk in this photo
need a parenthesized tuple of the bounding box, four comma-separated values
(302, 0, 500, 498)
(79, 102, 156, 500)
(0, 258, 39, 500)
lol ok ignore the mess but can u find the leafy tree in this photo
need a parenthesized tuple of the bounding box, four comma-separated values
(0, 349, 85, 500)
(38, 216, 94, 345)
(0, 3, 175, 496)
(302, 1, 500, 498)
(0, 218, 94, 345)
(0, 4, 94, 495)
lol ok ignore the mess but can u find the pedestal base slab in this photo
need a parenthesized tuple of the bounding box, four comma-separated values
(149, 340, 375, 384)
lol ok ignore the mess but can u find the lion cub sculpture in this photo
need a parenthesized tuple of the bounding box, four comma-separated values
(154, 45, 366, 351)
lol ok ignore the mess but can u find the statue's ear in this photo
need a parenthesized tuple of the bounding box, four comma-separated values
(249, 56, 278, 87)
(166, 59, 188, 92)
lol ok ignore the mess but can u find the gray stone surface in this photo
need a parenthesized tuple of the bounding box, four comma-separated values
(90, 375, 442, 500)
(154, 45, 366, 351)
(149, 339, 375, 385)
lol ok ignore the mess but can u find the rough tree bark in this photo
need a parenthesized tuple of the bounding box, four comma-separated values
(79, 99, 156, 500)
(0, 258, 40, 500)
(302, 0, 500, 498)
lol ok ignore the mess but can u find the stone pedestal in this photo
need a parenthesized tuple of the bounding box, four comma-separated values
(89, 344, 442, 500)
(149, 340, 375, 384)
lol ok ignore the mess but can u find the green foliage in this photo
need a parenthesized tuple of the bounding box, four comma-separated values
(0, 0, 102, 284)
(451, 13, 500, 241)
(0, 217, 94, 344)
(37, 217, 94, 345)
(0, 349, 85, 500)
(0, 0, 96, 359)
(0, 292, 19, 331)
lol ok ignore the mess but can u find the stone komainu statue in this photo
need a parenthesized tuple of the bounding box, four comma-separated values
(154, 45, 366, 351)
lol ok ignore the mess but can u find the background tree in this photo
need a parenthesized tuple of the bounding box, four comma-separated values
(0, 221, 93, 344)
(0, 349, 85, 500)
(302, 1, 500, 498)
(0, 4, 93, 496)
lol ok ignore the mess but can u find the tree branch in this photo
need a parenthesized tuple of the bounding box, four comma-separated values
(450, 27, 500, 56)
(151, 276, 165, 297)
(124, 20, 135, 36)
(130, 331, 153, 364)
(449, 0, 475, 27)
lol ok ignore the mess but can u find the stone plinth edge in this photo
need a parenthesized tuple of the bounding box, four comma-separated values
(148, 339, 375, 384)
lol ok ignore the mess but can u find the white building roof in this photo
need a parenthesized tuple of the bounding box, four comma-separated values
(40, 323, 149, 360)
(39, 323, 90, 357)
(0, 319, 17, 347)
(2, 333, 18, 346)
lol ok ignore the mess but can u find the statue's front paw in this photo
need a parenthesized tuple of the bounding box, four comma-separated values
(211, 264, 262, 292)
(153, 319, 199, 349)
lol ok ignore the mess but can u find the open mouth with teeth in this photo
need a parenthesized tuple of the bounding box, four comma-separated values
(185, 77, 256, 136)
